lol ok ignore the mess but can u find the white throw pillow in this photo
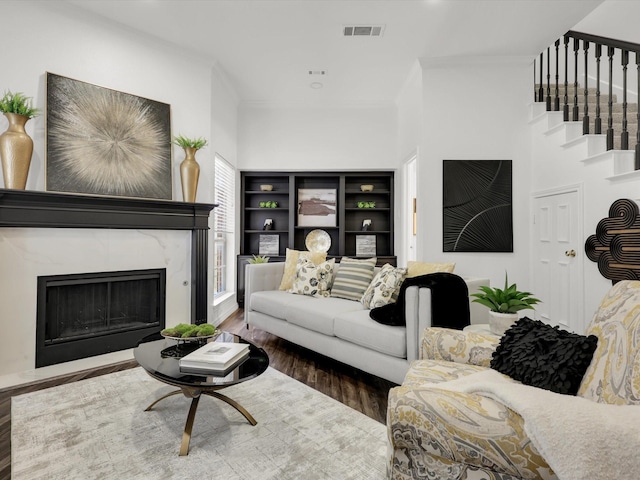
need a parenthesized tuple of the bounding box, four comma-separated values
(361, 264, 407, 309)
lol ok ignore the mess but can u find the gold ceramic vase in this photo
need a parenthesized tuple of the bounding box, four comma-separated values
(180, 146, 200, 202)
(0, 112, 34, 190)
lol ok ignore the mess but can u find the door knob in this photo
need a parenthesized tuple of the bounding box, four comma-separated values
(565, 249, 576, 257)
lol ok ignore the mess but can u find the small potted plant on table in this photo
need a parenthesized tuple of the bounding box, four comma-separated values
(471, 273, 541, 335)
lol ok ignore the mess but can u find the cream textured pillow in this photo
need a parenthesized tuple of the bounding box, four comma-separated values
(361, 264, 407, 309)
(279, 248, 328, 291)
(330, 257, 377, 301)
(289, 258, 335, 297)
(406, 261, 455, 278)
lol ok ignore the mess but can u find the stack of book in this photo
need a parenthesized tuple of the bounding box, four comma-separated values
(179, 342, 250, 375)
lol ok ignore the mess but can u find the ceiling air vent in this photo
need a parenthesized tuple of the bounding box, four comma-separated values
(343, 25, 385, 37)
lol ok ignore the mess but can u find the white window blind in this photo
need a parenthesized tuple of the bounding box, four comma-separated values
(213, 155, 235, 298)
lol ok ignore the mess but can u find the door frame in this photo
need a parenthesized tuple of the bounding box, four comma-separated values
(402, 151, 418, 264)
(530, 183, 584, 331)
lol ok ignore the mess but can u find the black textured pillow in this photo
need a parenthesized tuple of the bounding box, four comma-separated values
(490, 317, 598, 395)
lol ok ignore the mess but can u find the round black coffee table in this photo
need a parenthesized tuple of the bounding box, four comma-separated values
(134, 331, 269, 455)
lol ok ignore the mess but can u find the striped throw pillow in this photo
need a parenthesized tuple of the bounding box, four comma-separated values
(330, 257, 377, 301)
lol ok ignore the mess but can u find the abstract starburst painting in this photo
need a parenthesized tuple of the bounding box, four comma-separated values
(443, 160, 513, 252)
(46, 73, 172, 199)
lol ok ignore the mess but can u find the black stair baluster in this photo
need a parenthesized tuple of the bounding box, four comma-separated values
(595, 43, 602, 134)
(636, 52, 640, 168)
(538, 53, 544, 102)
(546, 47, 552, 111)
(533, 57, 536, 101)
(563, 35, 570, 121)
(622, 49, 629, 150)
(583, 40, 590, 134)
(554, 40, 560, 111)
(573, 38, 580, 121)
(635, 52, 640, 170)
(607, 46, 615, 150)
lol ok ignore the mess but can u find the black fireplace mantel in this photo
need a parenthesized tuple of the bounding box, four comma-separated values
(0, 189, 217, 324)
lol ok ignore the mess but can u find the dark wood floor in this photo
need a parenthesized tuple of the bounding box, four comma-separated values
(0, 309, 395, 479)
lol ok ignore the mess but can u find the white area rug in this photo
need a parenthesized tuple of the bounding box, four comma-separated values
(12, 367, 387, 479)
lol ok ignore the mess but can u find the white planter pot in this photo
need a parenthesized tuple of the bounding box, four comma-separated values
(489, 311, 519, 336)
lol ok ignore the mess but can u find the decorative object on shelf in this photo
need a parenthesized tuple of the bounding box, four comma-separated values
(471, 272, 541, 335)
(0, 91, 39, 190)
(357, 201, 376, 208)
(360, 184, 374, 192)
(356, 235, 376, 256)
(443, 159, 513, 252)
(174, 134, 207, 203)
(305, 229, 331, 253)
(45, 73, 172, 199)
(362, 219, 372, 231)
(260, 184, 273, 191)
(259, 200, 278, 208)
(263, 218, 274, 230)
(259, 234, 279, 256)
(298, 188, 337, 226)
(248, 253, 270, 264)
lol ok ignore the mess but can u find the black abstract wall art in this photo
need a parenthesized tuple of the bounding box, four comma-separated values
(443, 160, 513, 252)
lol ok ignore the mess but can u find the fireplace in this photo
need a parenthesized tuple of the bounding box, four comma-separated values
(36, 269, 166, 367)
(0, 189, 215, 376)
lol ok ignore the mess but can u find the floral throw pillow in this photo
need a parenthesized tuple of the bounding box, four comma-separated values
(361, 264, 407, 309)
(278, 248, 328, 291)
(289, 258, 335, 297)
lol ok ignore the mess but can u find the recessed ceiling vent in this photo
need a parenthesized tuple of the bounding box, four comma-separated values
(343, 25, 385, 37)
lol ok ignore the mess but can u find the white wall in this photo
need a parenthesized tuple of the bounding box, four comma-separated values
(0, 2, 236, 376)
(210, 66, 240, 323)
(237, 104, 397, 171)
(395, 61, 423, 266)
(416, 57, 534, 290)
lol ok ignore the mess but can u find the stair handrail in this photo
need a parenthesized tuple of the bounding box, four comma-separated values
(536, 30, 640, 169)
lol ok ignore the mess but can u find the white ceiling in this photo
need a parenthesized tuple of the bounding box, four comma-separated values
(66, 0, 603, 106)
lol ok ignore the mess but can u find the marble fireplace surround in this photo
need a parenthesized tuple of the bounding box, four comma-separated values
(0, 189, 216, 379)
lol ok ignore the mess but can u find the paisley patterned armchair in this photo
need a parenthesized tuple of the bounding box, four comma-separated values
(387, 280, 640, 480)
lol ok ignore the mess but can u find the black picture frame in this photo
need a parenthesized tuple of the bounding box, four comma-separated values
(45, 72, 172, 200)
(442, 160, 513, 252)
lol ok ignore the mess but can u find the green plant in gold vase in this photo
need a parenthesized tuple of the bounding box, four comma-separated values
(0, 90, 39, 189)
(173, 134, 208, 203)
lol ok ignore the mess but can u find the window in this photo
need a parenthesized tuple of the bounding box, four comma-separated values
(213, 155, 235, 299)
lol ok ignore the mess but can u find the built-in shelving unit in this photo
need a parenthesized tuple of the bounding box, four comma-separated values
(237, 171, 395, 306)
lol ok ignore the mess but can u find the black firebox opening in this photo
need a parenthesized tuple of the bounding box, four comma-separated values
(36, 268, 166, 368)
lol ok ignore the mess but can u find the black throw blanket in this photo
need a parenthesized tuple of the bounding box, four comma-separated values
(369, 272, 470, 329)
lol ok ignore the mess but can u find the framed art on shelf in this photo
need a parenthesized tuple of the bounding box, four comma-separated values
(297, 188, 337, 227)
(45, 72, 172, 200)
(356, 235, 376, 257)
(259, 234, 280, 256)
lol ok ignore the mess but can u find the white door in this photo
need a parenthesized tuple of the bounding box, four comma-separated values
(532, 187, 584, 333)
(405, 155, 417, 262)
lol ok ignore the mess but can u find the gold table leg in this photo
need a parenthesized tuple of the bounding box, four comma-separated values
(203, 391, 257, 426)
(180, 395, 201, 456)
(144, 389, 182, 411)
(144, 387, 257, 456)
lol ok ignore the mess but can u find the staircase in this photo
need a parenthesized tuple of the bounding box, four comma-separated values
(535, 30, 640, 176)
(535, 84, 639, 152)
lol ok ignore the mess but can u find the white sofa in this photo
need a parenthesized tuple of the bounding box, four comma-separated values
(244, 262, 489, 384)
